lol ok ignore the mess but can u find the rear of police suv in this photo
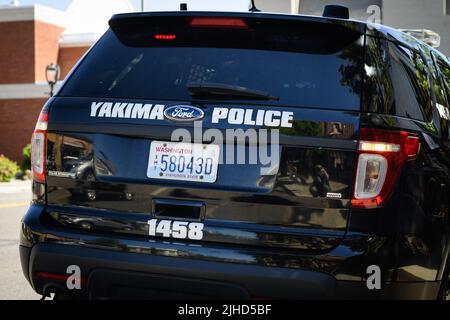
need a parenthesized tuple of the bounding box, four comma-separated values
(19, 11, 449, 299)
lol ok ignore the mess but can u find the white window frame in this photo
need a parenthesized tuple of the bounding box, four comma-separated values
(291, 0, 300, 14)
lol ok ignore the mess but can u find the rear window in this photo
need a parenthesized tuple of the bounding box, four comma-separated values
(60, 16, 364, 110)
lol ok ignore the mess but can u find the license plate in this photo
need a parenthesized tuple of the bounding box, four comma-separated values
(147, 141, 220, 183)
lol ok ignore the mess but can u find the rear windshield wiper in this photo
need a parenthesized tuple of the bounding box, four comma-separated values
(187, 82, 279, 101)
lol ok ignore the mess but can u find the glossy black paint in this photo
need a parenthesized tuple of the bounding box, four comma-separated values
(44, 100, 358, 251)
(20, 11, 450, 299)
(21, 205, 379, 281)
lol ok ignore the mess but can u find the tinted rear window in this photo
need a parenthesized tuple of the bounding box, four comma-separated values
(60, 16, 364, 110)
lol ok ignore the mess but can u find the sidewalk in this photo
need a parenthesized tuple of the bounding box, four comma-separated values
(0, 180, 39, 299)
(0, 180, 32, 207)
(0, 180, 32, 195)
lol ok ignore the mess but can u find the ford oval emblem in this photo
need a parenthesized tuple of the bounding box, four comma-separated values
(164, 105, 205, 122)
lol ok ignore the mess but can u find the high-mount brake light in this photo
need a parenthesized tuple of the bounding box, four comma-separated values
(31, 110, 48, 183)
(188, 17, 248, 29)
(352, 128, 420, 209)
(154, 34, 177, 40)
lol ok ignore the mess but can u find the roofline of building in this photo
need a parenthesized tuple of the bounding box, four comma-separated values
(59, 33, 96, 48)
(0, 4, 67, 28)
(0, 82, 63, 100)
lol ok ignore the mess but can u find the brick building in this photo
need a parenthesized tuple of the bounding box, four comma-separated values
(0, 0, 133, 162)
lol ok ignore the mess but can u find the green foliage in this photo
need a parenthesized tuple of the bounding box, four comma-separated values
(0, 155, 19, 182)
(22, 144, 31, 171)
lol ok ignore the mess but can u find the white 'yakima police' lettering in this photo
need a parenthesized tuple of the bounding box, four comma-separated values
(212, 107, 293, 128)
(90, 102, 164, 120)
(90, 102, 294, 128)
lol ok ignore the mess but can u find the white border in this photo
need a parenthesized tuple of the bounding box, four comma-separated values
(59, 33, 96, 48)
(0, 82, 63, 100)
(0, 5, 66, 27)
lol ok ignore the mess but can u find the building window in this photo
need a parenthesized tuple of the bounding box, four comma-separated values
(446, 0, 450, 15)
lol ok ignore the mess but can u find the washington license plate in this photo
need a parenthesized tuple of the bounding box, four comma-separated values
(147, 141, 220, 183)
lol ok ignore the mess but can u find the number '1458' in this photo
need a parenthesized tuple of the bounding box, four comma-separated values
(147, 219, 204, 240)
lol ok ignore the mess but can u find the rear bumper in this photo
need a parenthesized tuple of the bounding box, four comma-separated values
(20, 243, 440, 300)
(20, 204, 442, 300)
(21, 243, 334, 299)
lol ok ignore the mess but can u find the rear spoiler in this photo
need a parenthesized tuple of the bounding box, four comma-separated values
(109, 11, 367, 34)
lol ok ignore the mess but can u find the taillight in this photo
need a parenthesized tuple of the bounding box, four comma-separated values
(188, 17, 248, 29)
(31, 110, 48, 183)
(352, 128, 420, 209)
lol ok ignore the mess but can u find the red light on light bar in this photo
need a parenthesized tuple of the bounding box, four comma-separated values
(154, 34, 177, 40)
(189, 17, 248, 29)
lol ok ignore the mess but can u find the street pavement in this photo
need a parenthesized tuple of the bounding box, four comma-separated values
(0, 180, 40, 300)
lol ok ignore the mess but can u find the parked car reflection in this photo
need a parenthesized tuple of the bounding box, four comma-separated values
(47, 133, 134, 202)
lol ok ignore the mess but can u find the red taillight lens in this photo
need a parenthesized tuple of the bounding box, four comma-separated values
(154, 34, 177, 40)
(31, 110, 48, 183)
(188, 17, 248, 29)
(352, 128, 420, 209)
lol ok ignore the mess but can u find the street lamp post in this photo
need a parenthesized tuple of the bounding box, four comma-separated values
(45, 63, 61, 97)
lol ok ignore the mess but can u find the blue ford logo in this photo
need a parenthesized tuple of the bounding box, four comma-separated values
(164, 105, 205, 122)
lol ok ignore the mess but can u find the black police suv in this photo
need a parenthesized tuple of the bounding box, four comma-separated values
(20, 6, 450, 300)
